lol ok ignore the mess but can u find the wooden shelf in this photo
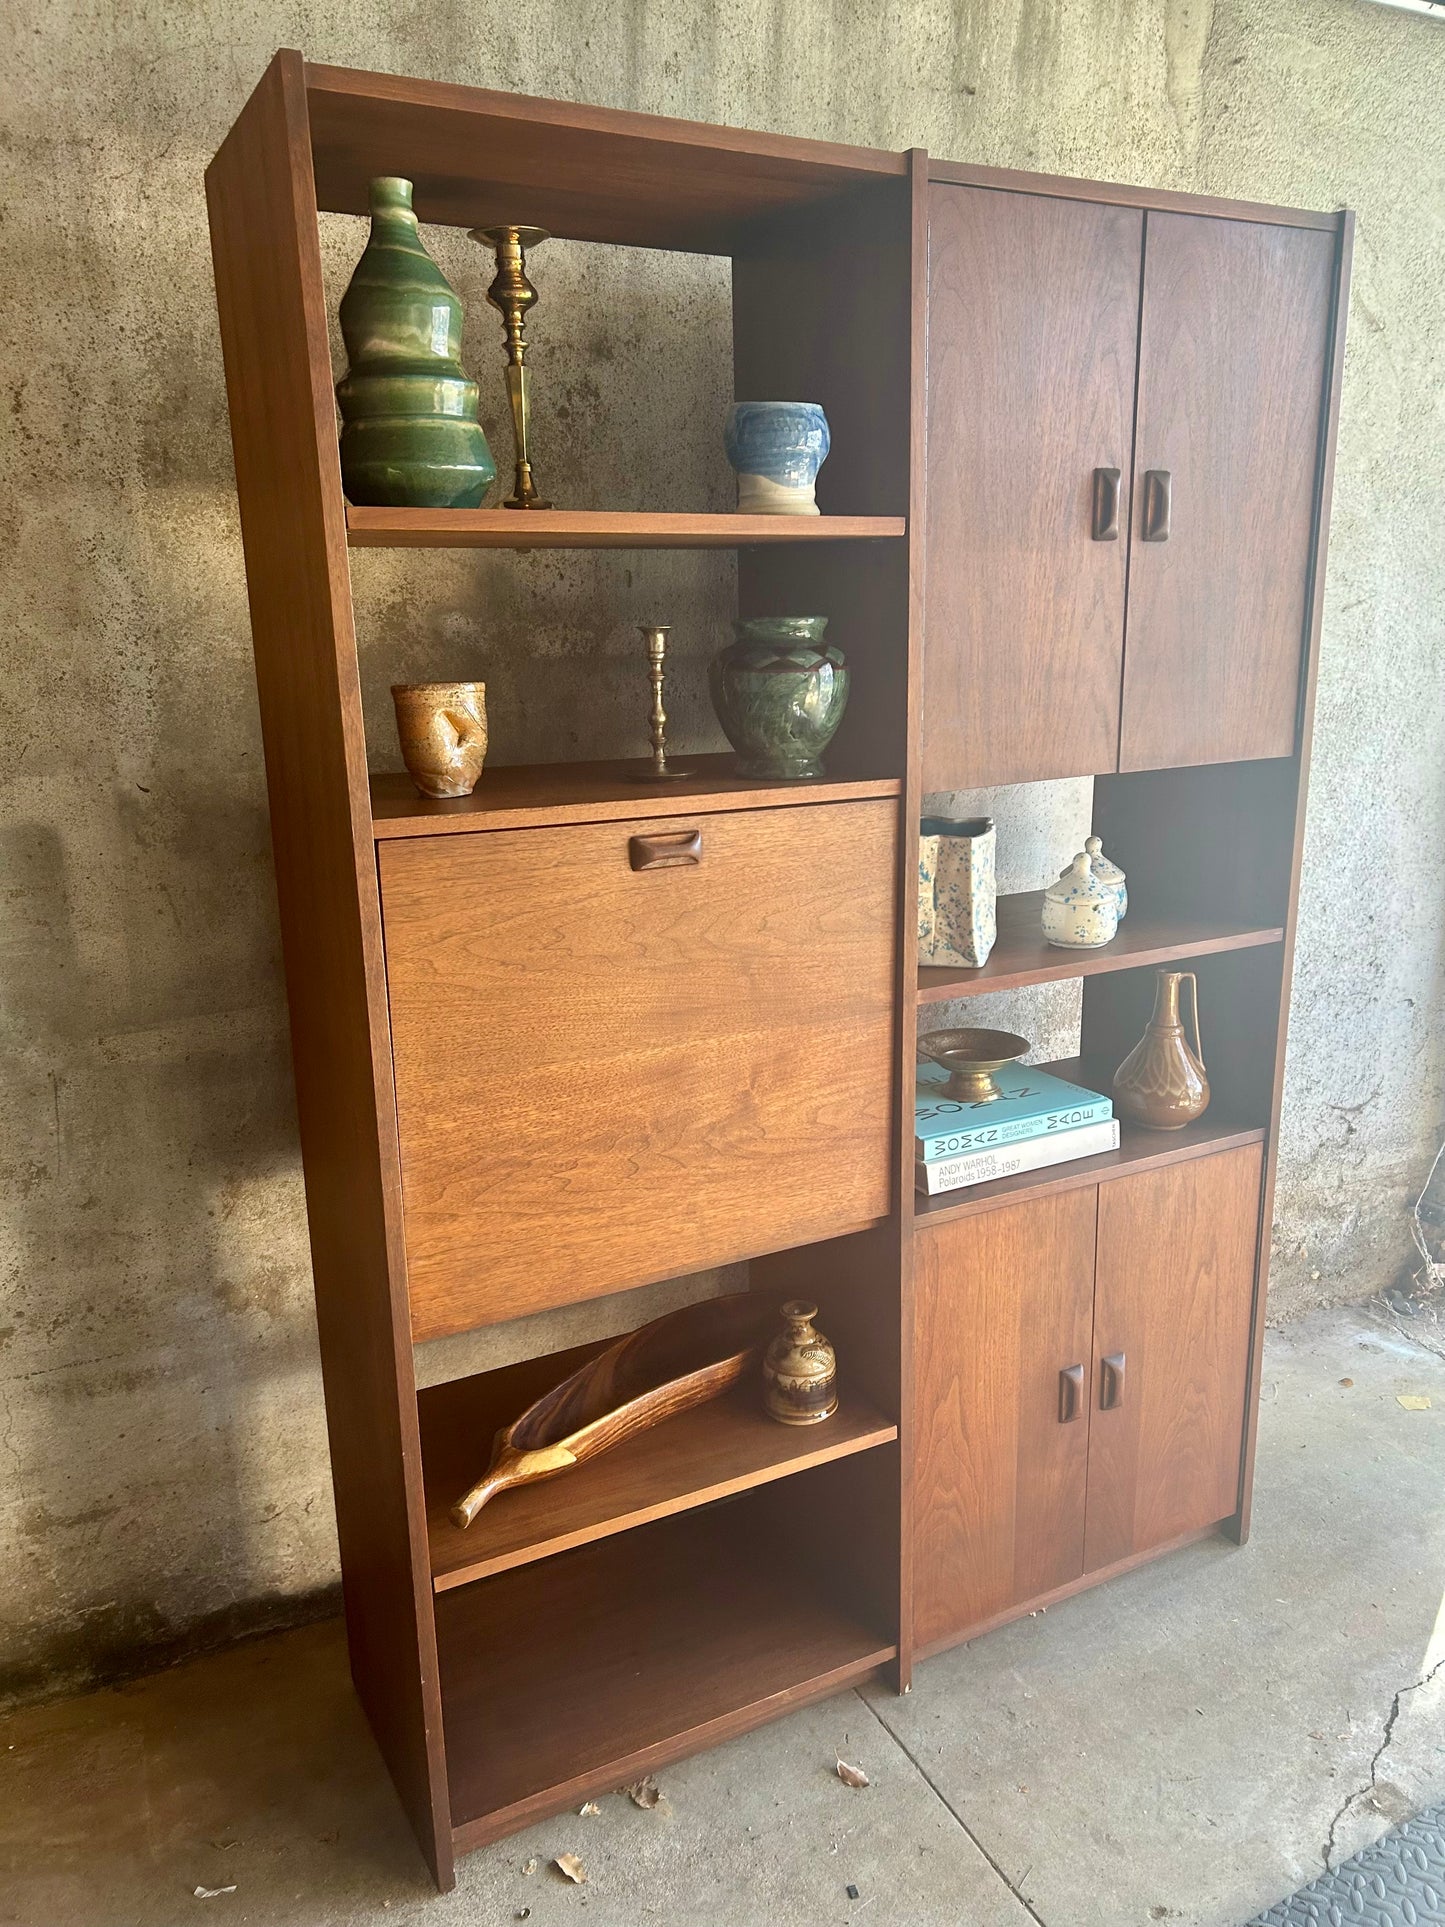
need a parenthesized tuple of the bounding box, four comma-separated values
(420, 1346, 897, 1591)
(437, 1504, 895, 1849)
(306, 62, 905, 251)
(913, 1057, 1267, 1229)
(370, 754, 901, 838)
(345, 507, 906, 549)
(918, 893, 1285, 1002)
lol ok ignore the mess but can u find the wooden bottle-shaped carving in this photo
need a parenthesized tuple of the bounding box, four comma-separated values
(336, 177, 496, 508)
(762, 1301, 838, 1425)
(1112, 969, 1210, 1130)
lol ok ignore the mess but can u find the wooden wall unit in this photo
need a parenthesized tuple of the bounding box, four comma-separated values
(208, 54, 1350, 1886)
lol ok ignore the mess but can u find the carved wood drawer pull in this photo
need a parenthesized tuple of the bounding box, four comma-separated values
(628, 828, 702, 872)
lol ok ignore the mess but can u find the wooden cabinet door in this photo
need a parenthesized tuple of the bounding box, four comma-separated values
(922, 186, 1142, 790)
(1084, 1146, 1263, 1571)
(1120, 215, 1335, 769)
(379, 799, 896, 1341)
(913, 1191, 1098, 1652)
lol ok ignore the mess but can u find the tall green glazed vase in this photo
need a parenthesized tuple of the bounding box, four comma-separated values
(336, 177, 496, 508)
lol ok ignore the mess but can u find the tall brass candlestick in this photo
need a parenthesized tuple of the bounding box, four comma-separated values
(630, 625, 694, 781)
(470, 223, 552, 510)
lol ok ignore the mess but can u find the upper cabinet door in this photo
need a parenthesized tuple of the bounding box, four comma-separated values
(1120, 215, 1335, 770)
(923, 187, 1142, 791)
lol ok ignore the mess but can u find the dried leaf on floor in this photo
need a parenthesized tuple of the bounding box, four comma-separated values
(521, 1857, 538, 1875)
(625, 1775, 663, 1809)
(835, 1758, 870, 1788)
(1339, 1378, 1354, 1387)
(578, 1801, 601, 1816)
(1397, 1393, 1432, 1410)
(554, 1852, 588, 1884)
(193, 1887, 237, 1900)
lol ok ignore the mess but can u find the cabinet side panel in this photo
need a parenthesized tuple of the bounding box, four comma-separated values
(913, 1193, 1096, 1652)
(1085, 1146, 1262, 1571)
(205, 53, 450, 1885)
(922, 186, 1142, 789)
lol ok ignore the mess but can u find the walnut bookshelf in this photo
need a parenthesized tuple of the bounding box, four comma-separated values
(207, 52, 1350, 1887)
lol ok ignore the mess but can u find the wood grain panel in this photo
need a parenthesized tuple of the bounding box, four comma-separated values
(922, 187, 1142, 789)
(345, 508, 904, 548)
(913, 1191, 1097, 1651)
(1120, 215, 1335, 769)
(205, 51, 451, 1886)
(1084, 1146, 1263, 1571)
(927, 159, 1338, 231)
(305, 60, 903, 251)
(381, 801, 897, 1337)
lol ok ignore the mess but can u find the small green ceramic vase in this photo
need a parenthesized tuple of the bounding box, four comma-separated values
(336, 177, 496, 508)
(708, 617, 850, 780)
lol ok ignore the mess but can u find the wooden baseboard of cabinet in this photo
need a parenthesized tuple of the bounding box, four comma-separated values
(914, 1522, 1224, 1663)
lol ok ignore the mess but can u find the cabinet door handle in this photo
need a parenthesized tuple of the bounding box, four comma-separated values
(1059, 1363, 1085, 1423)
(1141, 469, 1171, 541)
(1100, 1352, 1127, 1410)
(1091, 467, 1121, 541)
(629, 828, 702, 872)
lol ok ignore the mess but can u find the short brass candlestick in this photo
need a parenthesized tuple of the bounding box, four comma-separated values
(629, 625, 695, 781)
(470, 223, 553, 509)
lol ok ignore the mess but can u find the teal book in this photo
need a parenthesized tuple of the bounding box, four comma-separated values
(915, 1061, 1112, 1162)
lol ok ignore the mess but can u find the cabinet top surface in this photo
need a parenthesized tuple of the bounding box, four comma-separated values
(220, 53, 1342, 248)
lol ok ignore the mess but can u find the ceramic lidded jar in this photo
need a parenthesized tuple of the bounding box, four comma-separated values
(708, 616, 850, 780)
(918, 816, 997, 968)
(1082, 834, 1127, 920)
(723, 403, 831, 514)
(336, 177, 496, 508)
(762, 1301, 838, 1426)
(1041, 851, 1120, 949)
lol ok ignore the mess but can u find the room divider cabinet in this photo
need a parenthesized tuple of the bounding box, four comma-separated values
(208, 52, 1350, 1888)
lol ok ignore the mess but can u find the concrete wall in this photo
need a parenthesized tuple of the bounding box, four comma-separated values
(1, 0, 1441, 1701)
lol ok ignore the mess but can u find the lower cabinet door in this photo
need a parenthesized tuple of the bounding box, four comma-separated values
(913, 1190, 1098, 1652)
(1083, 1145, 1264, 1572)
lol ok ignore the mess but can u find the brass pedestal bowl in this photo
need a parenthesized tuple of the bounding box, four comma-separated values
(917, 1027, 1031, 1104)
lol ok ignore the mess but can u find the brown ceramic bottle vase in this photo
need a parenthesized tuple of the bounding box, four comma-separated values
(1112, 969, 1210, 1130)
(762, 1301, 838, 1425)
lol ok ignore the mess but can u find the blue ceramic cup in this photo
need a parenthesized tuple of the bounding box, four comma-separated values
(724, 402, 831, 515)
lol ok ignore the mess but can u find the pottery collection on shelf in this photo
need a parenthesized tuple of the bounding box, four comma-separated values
(918, 816, 997, 968)
(336, 178, 496, 509)
(708, 616, 850, 780)
(724, 402, 831, 514)
(391, 681, 489, 798)
(1113, 969, 1211, 1129)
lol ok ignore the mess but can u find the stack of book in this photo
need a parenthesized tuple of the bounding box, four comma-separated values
(915, 1062, 1118, 1196)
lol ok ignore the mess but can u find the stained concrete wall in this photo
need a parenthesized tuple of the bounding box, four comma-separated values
(1, 0, 1441, 1701)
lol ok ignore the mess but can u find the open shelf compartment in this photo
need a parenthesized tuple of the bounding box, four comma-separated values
(438, 1497, 897, 1849)
(913, 1055, 1267, 1229)
(420, 1342, 897, 1591)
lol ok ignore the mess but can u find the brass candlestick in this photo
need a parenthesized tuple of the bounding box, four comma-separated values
(630, 625, 695, 781)
(470, 223, 552, 510)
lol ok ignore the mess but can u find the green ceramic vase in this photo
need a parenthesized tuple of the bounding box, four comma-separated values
(708, 617, 851, 780)
(336, 177, 496, 509)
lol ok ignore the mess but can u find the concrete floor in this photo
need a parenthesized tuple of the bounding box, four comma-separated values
(2, 1303, 1442, 1927)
